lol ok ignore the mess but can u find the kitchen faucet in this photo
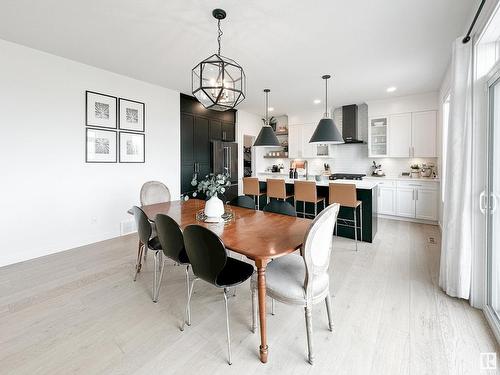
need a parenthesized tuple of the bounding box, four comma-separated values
(304, 160, 308, 180)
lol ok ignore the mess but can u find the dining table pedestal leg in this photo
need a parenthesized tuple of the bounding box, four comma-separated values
(256, 259, 269, 363)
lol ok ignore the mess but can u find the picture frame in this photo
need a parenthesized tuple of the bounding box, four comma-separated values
(119, 131, 145, 163)
(86, 91, 117, 129)
(86, 128, 117, 163)
(119, 98, 145, 132)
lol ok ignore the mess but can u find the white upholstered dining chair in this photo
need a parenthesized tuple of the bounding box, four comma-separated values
(250, 202, 340, 365)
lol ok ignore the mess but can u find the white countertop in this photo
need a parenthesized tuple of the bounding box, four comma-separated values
(364, 175, 440, 182)
(257, 174, 379, 190)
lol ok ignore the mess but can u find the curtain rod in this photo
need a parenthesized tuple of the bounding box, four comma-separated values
(463, 0, 486, 43)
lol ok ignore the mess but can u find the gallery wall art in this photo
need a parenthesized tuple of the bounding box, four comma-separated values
(85, 91, 145, 163)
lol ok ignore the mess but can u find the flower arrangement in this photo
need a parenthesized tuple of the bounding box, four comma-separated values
(191, 173, 231, 198)
(410, 164, 420, 170)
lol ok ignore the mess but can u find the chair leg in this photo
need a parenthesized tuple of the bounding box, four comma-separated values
(154, 257, 166, 302)
(305, 306, 314, 365)
(134, 243, 144, 282)
(325, 294, 334, 332)
(181, 278, 197, 331)
(314, 202, 317, 217)
(271, 298, 275, 315)
(251, 287, 257, 333)
(185, 265, 191, 326)
(152, 251, 159, 302)
(223, 288, 232, 365)
(354, 207, 358, 251)
(360, 202, 363, 244)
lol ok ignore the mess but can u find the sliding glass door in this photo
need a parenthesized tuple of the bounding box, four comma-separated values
(487, 73, 500, 327)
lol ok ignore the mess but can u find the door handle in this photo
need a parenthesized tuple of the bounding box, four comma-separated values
(228, 147, 232, 178)
(491, 193, 498, 214)
(480, 190, 487, 214)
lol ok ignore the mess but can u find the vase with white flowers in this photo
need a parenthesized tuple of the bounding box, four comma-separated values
(191, 173, 231, 218)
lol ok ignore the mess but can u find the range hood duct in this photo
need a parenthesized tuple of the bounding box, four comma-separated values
(341, 104, 363, 144)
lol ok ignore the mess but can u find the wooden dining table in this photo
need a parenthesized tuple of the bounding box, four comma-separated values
(134, 198, 311, 363)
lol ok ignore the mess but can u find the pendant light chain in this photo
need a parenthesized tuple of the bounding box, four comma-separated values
(217, 19, 223, 55)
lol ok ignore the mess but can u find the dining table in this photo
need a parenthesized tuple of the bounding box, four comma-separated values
(132, 198, 312, 363)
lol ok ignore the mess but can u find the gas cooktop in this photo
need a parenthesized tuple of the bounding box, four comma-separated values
(329, 173, 366, 181)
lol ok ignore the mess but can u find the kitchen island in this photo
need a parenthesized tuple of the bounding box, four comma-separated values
(256, 173, 378, 243)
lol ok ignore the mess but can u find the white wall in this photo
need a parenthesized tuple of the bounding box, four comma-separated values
(0, 40, 180, 267)
(366, 92, 439, 116)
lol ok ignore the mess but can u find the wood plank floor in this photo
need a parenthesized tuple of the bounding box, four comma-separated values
(0, 219, 499, 374)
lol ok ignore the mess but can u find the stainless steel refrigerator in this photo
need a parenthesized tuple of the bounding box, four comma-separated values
(211, 141, 238, 201)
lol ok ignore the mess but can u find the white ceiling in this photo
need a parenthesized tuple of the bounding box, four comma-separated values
(0, 0, 475, 116)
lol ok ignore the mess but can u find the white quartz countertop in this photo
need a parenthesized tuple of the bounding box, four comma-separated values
(364, 175, 440, 182)
(257, 174, 379, 190)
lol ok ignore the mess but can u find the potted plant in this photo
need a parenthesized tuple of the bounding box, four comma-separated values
(410, 164, 420, 178)
(191, 173, 231, 218)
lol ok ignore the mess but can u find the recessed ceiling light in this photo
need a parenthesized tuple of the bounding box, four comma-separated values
(268, 107, 274, 111)
(386, 86, 397, 93)
(313, 99, 321, 104)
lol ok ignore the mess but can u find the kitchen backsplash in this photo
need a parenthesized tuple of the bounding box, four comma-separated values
(259, 143, 438, 177)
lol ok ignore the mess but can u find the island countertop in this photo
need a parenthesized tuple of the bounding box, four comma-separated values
(256, 174, 379, 190)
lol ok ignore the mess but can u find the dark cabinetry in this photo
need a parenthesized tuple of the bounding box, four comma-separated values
(180, 94, 236, 195)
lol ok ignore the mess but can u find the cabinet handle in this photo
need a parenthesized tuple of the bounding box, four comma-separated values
(480, 191, 487, 214)
(415, 189, 418, 200)
(412, 146, 415, 158)
(223, 131, 226, 140)
(412, 190, 415, 200)
(409, 146, 411, 158)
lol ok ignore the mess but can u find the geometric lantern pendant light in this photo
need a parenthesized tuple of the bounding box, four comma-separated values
(309, 75, 344, 144)
(192, 9, 246, 111)
(254, 89, 281, 147)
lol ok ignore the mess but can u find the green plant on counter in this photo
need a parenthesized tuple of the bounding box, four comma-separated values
(410, 164, 420, 170)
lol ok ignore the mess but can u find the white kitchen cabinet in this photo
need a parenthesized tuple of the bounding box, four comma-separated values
(368, 116, 388, 157)
(396, 187, 416, 218)
(288, 125, 301, 158)
(388, 113, 412, 157)
(301, 124, 315, 158)
(412, 111, 437, 157)
(415, 188, 438, 220)
(378, 186, 397, 215)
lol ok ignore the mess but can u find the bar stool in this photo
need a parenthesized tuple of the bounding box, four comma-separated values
(266, 178, 294, 204)
(243, 177, 266, 210)
(329, 183, 362, 251)
(294, 180, 325, 218)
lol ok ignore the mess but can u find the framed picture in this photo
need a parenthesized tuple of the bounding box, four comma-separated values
(119, 131, 145, 163)
(86, 128, 117, 163)
(86, 91, 117, 129)
(119, 98, 145, 132)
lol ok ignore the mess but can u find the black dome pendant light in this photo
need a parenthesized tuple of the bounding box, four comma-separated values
(309, 75, 344, 144)
(254, 89, 280, 147)
(191, 9, 246, 111)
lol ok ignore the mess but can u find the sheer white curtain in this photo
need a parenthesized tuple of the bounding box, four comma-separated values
(439, 38, 473, 299)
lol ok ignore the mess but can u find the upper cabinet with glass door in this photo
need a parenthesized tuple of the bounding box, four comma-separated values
(368, 116, 388, 157)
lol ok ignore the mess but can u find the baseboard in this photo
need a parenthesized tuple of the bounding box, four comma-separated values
(376, 214, 439, 226)
(484, 306, 500, 346)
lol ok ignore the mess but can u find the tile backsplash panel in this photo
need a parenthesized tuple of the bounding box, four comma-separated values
(260, 143, 437, 178)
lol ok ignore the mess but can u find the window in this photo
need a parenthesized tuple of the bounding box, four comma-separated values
(442, 93, 451, 203)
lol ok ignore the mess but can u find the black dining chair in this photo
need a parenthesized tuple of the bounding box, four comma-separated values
(182, 225, 254, 365)
(155, 214, 191, 321)
(228, 195, 256, 210)
(131, 206, 163, 302)
(263, 200, 297, 217)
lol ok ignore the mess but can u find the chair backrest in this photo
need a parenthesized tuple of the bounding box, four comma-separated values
(229, 195, 256, 210)
(263, 200, 297, 217)
(140, 181, 171, 206)
(329, 183, 357, 207)
(302, 203, 340, 300)
(183, 225, 227, 286)
(243, 177, 260, 196)
(132, 206, 152, 245)
(294, 180, 317, 203)
(266, 178, 286, 199)
(155, 214, 186, 263)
